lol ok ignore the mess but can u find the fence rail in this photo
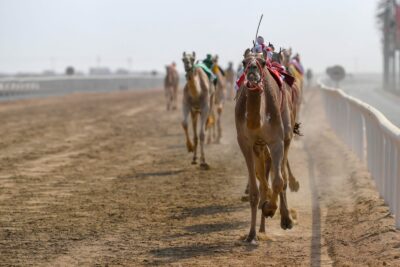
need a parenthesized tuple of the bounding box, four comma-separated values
(0, 75, 164, 99)
(319, 83, 400, 228)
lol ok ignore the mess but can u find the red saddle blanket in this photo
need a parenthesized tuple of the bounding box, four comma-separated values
(268, 62, 295, 88)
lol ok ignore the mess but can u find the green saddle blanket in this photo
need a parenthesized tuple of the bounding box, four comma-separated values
(194, 63, 216, 82)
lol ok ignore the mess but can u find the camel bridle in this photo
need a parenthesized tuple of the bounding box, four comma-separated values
(244, 58, 265, 93)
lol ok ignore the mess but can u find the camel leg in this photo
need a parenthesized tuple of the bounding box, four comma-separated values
(207, 103, 214, 144)
(206, 86, 216, 144)
(260, 150, 272, 232)
(199, 105, 209, 170)
(206, 89, 215, 129)
(262, 140, 284, 218)
(207, 122, 213, 144)
(172, 85, 178, 110)
(216, 106, 222, 143)
(254, 146, 269, 233)
(169, 93, 173, 111)
(287, 159, 300, 192)
(165, 87, 170, 111)
(254, 146, 268, 210)
(213, 118, 217, 142)
(182, 102, 194, 153)
(238, 138, 258, 243)
(191, 112, 198, 164)
(260, 214, 266, 233)
(280, 139, 293, 230)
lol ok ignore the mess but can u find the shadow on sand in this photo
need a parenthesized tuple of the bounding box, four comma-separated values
(184, 221, 246, 234)
(147, 242, 233, 265)
(135, 169, 185, 178)
(170, 203, 246, 220)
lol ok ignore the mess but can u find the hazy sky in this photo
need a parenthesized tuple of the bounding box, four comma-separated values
(0, 0, 382, 74)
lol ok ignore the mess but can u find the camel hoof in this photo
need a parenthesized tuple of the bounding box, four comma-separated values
(289, 179, 300, 192)
(200, 163, 210, 170)
(191, 160, 197, 165)
(261, 201, 277, 218)
(259, 227, 265, 233)
(280, 216, 294, 230)
(244, 232, 258, 245)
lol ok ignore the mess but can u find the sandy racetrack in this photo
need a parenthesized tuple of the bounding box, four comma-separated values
(0, 88, 400, 266)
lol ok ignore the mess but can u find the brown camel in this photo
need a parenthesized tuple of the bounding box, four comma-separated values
(242, 49, 300, 200)
(181, 52, 214, 169)
(225, 62, 235, 100)
(235, 49, 294, 244)
(164, 63, 179, 110)
(282, 48, 304, 112)
(273, 50, 301, 192)
(207, 55, 226, 144)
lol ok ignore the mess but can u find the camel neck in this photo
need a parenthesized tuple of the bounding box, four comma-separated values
(246, 90, 262, 129)
(187, 69, 200, 98)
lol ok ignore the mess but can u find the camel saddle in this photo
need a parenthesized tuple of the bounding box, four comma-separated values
(267, 62, 295, 88)
(194, 62, 216, 82)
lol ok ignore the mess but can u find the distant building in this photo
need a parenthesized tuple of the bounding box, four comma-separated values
(115, 68, 130, 75)
(89, 67, 111, 75)
(41, 70, 56, 76)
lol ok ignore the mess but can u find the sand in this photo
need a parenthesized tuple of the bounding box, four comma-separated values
(0, 87, 399, 266)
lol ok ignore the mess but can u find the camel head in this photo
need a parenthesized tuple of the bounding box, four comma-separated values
(212, 55, 219, 64)
(271, 48, 284, 64)
(182, 52, 196, 73)
(242, 48, 266, 87)
(280, 48, 291, 67)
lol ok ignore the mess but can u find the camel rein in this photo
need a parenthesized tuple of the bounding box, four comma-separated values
(244, 59, 265, 93)
(243, 59, 285, 112)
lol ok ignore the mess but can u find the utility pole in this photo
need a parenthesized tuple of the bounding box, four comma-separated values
(383, 2, 390, 91)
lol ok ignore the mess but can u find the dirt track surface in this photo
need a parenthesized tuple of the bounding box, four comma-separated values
(0, 88, 400, 266)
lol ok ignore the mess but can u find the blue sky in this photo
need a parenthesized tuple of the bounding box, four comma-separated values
(0, 0, 382, 73)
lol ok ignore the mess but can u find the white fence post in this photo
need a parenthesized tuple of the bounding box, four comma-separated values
(396, 141, 400, 229)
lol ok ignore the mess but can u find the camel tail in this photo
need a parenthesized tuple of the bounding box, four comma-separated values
(293, 122, 303, 136)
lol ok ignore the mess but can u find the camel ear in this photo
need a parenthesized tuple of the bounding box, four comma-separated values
(243, 48, 251, 58)
(183, 52, 186, 57)
(192, 51, 196, 59)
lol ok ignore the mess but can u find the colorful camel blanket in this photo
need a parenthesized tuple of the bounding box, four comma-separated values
(194, 63, 216, 82)
(290, 59, 304, 75)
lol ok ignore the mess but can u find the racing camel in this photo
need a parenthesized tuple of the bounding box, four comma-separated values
(164, 63, 179, 110)
(210, 55, 227, 143)
(235, 49, 294, 244)
(181, 52, 214, 169)
(273, 50, 301, 192)
(225, 62, 235, 100)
